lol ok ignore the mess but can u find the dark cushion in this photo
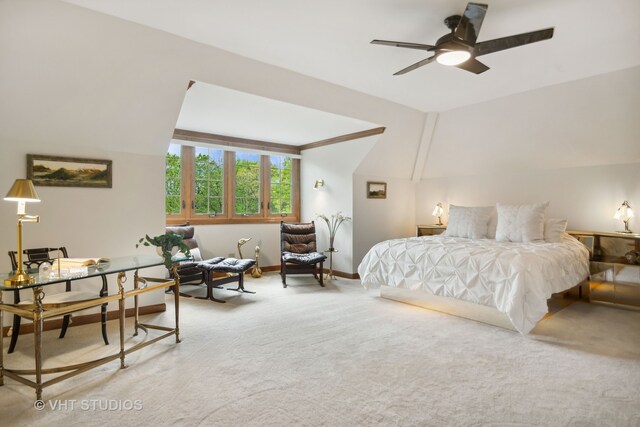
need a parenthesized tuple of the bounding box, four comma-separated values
(166, 226, 198, 250)
(281, 222, 318, 254)
(196, 257, 255, 273)
(282, 251, 326, 265)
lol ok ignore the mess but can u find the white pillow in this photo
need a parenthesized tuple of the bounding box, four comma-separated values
(486, 207, 498, 239)
(544, 218, 567, 243)
(495, 202, 549, 243)
(444, 205, 493, 239)
(176, 247, 202, 261)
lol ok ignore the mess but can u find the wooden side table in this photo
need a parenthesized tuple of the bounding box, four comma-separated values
(416, 224, 447, 237)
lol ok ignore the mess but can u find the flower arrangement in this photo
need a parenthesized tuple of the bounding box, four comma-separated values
(136, 232, 191, 269)
(316, 211, 352, 251)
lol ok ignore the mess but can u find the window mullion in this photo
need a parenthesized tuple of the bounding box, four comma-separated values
(262, 155, 270, 218)
(225, 151, 234, 219)
(183, 145, 195, 220)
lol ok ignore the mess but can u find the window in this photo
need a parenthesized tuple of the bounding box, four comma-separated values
(194, 147, 224, 215)
(165, 144, 182, 215)
(234, 152, 261, 216)
(166, 144, 299, 224)
(269, 155, 292, 215)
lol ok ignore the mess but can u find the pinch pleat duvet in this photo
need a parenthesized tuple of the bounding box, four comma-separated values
(358, 233, 589, 334)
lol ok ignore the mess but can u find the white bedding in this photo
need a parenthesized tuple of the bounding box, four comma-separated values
(358, 233, 589, 334)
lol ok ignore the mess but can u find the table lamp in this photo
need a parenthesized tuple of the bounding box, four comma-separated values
(4, 179, 41, 286)
(432, 202, 444, 226)
(613, 200, 634, 233)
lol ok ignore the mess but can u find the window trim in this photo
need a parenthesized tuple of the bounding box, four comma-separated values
(166, 145, 300, 225)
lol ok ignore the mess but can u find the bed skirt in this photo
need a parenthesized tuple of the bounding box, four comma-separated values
(379, 282, 588, 332)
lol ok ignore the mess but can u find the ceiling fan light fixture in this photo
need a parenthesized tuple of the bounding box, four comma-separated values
(436, 50, 471, 66)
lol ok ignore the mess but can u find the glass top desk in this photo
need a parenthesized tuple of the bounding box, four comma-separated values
(0, 255, 185, 401)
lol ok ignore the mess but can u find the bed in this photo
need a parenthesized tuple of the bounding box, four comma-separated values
(358, 203, 590, 334)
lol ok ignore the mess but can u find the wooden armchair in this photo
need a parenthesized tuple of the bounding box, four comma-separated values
(280, 221, 327, 288)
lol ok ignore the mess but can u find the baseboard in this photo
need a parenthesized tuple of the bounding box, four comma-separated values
(1, 303, 166, 337)
(326, 270, 359, 280)
(257, 265, 360, 279)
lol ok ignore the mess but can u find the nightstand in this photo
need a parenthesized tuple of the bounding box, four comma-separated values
(568, 230, 640, 307)
(416, 224, 447, 237)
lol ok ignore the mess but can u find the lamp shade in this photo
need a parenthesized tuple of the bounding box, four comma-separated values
(613, 200, 634, 221)
(432, 203, 444, 217)
(4, 179, 40, 202)
(314, 179, 325, 190)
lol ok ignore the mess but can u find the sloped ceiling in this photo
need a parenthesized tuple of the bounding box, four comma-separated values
(63, 0, 640, 112)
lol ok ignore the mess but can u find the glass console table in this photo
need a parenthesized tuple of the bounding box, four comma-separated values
(0, 255, 184, 401)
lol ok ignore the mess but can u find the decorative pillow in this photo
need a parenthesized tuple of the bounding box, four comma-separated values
(176, 247, 202, 261)
(486, 207, 498, 239)
(495, 202, 549, 243)
(444, 205, 494, 239)
(543, 218, 568, 243)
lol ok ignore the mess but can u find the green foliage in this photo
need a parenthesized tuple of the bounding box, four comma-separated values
(166, 152, 181, 215)
(269, 156, 292, 214)
(194, 150, 224, 214)
(165, 147, 294, 217)
(235, 156, 261, 215)
(136, 232, 191, 269)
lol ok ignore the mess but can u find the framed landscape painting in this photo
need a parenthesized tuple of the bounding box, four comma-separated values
(27, 155, 112, 188)
(367, 181, 387, 199)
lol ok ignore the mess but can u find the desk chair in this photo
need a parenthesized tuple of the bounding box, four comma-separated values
(7, 247, 109, 354)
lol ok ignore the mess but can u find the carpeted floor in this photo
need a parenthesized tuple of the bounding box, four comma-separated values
(1, 273, 639, 426)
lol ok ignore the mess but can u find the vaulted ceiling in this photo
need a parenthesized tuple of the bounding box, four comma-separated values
(63, 0, 640, 112)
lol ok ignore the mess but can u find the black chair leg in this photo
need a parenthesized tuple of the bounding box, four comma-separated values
(101, 303, 109, 345)
(8, 315, 21, 354)
(59, 314, 71, 338)
(319, 261, 325, 287)
(99, 275, 109, 345)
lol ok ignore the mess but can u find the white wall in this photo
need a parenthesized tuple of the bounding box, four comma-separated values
(423, 66, 640, 179)
(300, 136, 379, 274)
(417, 163, 640, 232)
(353, 176, 416, 271)
(418, 67, 640, 232)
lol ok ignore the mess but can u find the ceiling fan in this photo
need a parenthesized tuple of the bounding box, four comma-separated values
(371, 2, 554, 75)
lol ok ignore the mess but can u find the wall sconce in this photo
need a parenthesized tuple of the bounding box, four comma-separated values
(613, 200, 634, 233)
(314, 179, 325, 190)
(432, 202, 444, 226)
(4, 179, 41, 286)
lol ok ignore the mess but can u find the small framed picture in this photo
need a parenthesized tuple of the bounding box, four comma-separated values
(27, 154, 112, 188)
(367, 181, 387, 199)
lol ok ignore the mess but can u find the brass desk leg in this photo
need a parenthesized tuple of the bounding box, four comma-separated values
(172, 265, 181, 343)
(33, 287, 44, 400)
(117, 272, 127, 369)
(133, 270, 139, 337)
(0, 290, 4, 387)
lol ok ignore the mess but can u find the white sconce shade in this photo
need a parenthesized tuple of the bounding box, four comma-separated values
(314, 179, 325, 190)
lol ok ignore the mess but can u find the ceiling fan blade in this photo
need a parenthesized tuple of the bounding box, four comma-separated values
(454, 58, 490, 74)
(454, 2, 488, 44)
(371, 39, 435, 51)
(393, 56, 437, 75)
(474, 28, 554, 57)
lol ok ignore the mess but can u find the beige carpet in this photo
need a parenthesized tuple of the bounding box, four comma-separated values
(1, 273, 639, 426)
